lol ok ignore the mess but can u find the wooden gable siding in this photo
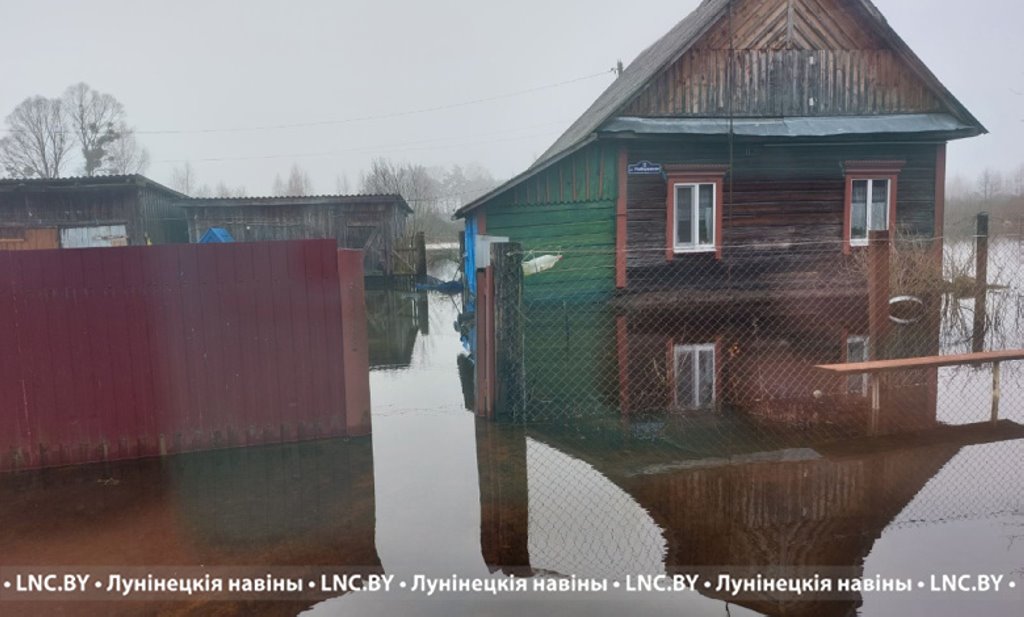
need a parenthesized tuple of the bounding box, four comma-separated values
(488, 142, 618, 208)
(621, 0, 942, 118)
(483, 144, 620, 299)
(625, 139, 940, 287)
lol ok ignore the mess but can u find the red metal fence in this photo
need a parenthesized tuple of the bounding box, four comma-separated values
(0, 240, 371, 472)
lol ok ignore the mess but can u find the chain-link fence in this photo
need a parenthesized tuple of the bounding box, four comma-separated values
(486, 227, 1023, 452)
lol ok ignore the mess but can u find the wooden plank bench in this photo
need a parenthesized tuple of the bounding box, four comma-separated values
(815, 349, 1024, 429)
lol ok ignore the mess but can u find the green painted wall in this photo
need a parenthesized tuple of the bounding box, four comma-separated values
(482, 143, 619, 301)
(519, 302, 619, 421)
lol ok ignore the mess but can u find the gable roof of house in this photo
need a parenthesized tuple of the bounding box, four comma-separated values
(456, 0, 985, 217)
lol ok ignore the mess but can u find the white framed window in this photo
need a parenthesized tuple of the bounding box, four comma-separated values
(846, 335, 869, 396)
(849, 178, 890, 247)
(673, 343, 716, 410)
(673, 183, 716, 253)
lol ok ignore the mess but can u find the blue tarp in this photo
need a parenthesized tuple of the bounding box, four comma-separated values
(199, 227, 235, 243)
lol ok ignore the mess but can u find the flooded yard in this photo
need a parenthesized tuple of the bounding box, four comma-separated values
(1, 258, 1023, 616)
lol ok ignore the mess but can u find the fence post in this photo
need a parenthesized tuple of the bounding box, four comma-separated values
(491, 242, 525, 421)
(867, 230, 890, 436)
(475, 266, 495, 419)
(414, 231, 428, 279)
(338, 249, 372, 436)
(972, 212, 989, 353)
(867, 229, 891, 360)
(458, 230, 467, 307)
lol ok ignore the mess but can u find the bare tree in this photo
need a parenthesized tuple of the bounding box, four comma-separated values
(441, 163, 497, 213)
(104, 130, 150, 174)
(1011, 164, 1024, 198)
(0, 96, 72, 178)
(271, 164, 314, 196)
(360, 157, 453, 240)
(335, 173, 351, 194)
(361, 157, 441, 201)
(271, 173, 286, 196)
(213, 181, 246, 197)
(62, 83, 127, 176)
(977, 168, 1004, 202)
(287, 164, 313, 195)
(170, 162, 200, 195)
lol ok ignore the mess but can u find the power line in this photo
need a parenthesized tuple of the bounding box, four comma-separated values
(153, 121, 569, 165)
(0, 69, 616, 137)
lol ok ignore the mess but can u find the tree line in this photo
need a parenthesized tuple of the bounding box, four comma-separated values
(0, 84, 500, 241)
(946, 164, 1024, 234)
(0, 83, 149, 178)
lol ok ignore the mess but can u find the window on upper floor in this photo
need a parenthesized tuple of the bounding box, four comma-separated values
(664, 165, 727, 260)
(843, 161, 903, 253)
(849, 178, 890, 247)
(673, 182, 716, 254)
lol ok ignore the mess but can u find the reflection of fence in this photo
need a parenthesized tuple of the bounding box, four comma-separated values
(473, 219, 1023, 446)
(0, 241, 371, 472)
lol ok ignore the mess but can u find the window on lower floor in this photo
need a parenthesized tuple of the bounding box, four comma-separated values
(846, 335, 869, 396)
(673, 343, 716, 410)
(673, 183, 716, 253)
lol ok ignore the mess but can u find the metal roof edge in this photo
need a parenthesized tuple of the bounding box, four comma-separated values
(0, 174, 188, 199)
(180, 193, 411, 213)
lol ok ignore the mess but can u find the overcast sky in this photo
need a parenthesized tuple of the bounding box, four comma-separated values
(1, 0, 1020, 194)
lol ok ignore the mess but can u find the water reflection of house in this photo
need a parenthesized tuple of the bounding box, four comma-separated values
(513, 296, 941, 435)
(365, 290, 428, 369)
(0, 175, 187, 249)
(616, 301, 941, 436)
(477, 420, 961, 617)
(455, 0, 984, 304)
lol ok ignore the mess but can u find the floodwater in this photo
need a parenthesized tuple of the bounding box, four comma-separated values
(1, 259, 1022, 616)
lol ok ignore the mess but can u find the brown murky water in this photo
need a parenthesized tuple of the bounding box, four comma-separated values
(1, 273, 1022, 616)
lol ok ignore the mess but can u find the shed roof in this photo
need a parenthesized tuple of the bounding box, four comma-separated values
(0, 174, 186, 199)
(455, 0, 986, 217)
(181, 194, 412, 214)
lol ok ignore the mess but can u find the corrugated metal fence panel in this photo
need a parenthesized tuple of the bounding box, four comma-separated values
(0, 240, 369, 472)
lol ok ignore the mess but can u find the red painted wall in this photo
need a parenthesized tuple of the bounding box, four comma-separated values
(0, 240, 371, 472)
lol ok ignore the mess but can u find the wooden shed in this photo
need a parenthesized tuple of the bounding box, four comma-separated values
(455, 0, 986, 300)
(0, 175, 188, 250)
(181, 194, 411, 275)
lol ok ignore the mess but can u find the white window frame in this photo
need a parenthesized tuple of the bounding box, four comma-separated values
(673, 343, 716, 410)
(673, 182, 717, 254)
(849, 178, 890, 248)
(846, 335, 870, 396)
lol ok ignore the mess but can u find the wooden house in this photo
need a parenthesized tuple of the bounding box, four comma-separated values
(455, 0, 985, 301)
(181, 194, 411, 275)
(0, 175, 187, 250)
